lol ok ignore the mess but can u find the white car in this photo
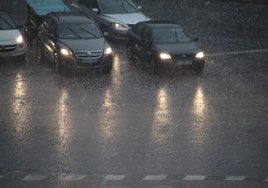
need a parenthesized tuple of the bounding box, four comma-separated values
(0, 11, 25, 58)
(72, 0, 151, 39)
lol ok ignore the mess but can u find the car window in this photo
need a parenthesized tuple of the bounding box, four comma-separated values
(152, 27, 191, 43)
(99, 0, 139, 14)
(0, 14, 16, 30)
(57, 22, 102, 39)
(79, 0, 99, 9)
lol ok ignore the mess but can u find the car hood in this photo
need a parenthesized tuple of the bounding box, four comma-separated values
(154, 42, 200, 54)
(59, 38, 107, 51)
(0, 30, 21, 45)
(102, 12, 150, 25)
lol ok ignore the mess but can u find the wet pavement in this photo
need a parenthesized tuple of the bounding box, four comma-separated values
(0, 0, 268, 187)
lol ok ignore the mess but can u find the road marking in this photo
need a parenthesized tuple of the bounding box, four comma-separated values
(62, 175, 87, 180)
(265, 177, 268, 181)
(225, 176, 247, 181)
(22, 175, 46, 181)
(183, 175, 207, 181)
(206, 48, 268, 57)
(143, 175, 167, 181)
(104, 175, 126, 181)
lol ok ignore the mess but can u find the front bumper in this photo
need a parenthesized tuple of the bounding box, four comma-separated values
(0, 44, 25, 58)
(59, 53, 113, 69)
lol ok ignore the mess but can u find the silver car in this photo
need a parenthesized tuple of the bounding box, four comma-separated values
(0, 11, 25, 59)
(71, 0, 151, 39)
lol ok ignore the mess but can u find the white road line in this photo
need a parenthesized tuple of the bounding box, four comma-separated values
(63, 175, 87, 181)
(225, 176, 247, 181)
(206, 48, 268, 57)
(183, 175, 207, 181)
(23, 175, 46, 181)
(143, 175, 167, 181)
(104, 175, 126, 181)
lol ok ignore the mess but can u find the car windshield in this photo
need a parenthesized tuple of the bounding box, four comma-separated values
(152, 27, 191, 43)
(57, 22, 102, 39)
(99, 0, 140, 14)
(0, 14, 16, 30)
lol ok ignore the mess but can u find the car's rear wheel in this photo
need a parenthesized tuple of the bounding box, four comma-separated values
(151, 58, 161, 74)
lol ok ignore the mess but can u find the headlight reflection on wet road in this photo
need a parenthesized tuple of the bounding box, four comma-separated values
(11, 73, 31, 139)
(151, 87, 173, 145)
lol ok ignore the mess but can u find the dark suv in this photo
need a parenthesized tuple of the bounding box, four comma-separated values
(37, 12, 113, 73)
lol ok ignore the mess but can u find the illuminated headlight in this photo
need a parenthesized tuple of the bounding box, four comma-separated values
(60, 48, 72, 56)
(16, 35, 23, 43)
(112, 23, 127, 30)
(159, 52, 172, 60)
(104, 47, 112, 55)
(195, 51, 204, 59)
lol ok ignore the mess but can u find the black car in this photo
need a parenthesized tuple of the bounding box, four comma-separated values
(37, 12, 113, 73)
(126, 21, 205, 74)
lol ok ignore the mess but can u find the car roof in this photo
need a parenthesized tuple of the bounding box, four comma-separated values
(48, 12, 94, 24)
(140, 21, 182, 29)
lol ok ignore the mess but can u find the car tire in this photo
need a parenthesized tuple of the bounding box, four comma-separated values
(53, 54, 62, 73)
(151, 58, 161, 74)
(102, 61, 112, 74)
(193, 63, 204, 74)
(126, 43, 136, 64)
(37, 43, 43, 64)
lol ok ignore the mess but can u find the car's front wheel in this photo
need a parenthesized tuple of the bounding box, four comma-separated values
(37, 43, 43, 64)
(126, 43, 136, 64)
(151, 58, 161, 74)
(102, 61, 112, 74)
(53, 54, 62, 73)
(193, 62, 204, 74)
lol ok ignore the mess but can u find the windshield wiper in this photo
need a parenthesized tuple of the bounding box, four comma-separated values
(79, 27, 98, 38)
(0, 16, 14, 29)
(66, 26, 81, 39)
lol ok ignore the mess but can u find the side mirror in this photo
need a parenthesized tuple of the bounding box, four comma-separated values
(92, 8, 99, 13)
(193, 37, 199, 42)
(16, 24, 23, 29)
(103, 32, 109, 37)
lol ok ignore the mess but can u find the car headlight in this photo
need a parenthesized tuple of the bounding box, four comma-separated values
(195, 51, 204, 59)
(60, 48, 72, 56)
(159, 52, 172, 60)
(112, 23, 127, 30)
(16, 35, 23, 43)
(104, 47, 112, 55)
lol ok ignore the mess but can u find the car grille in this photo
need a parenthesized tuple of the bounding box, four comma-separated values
(0, 45, 17, 52)
(173, 54, 195, 60)
(74, 50, 103, 59)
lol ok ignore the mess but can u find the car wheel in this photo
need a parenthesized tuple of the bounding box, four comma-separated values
(102, 61, 112, 74)
(193, 63, 204, 74)
(53, 54, 62, 73)
(126, 43, 136, 64)
(151, 58, 161, 74)
(37, 44, 43, 64)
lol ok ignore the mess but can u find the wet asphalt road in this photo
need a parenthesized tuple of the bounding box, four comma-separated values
(0, 0, 268, 187)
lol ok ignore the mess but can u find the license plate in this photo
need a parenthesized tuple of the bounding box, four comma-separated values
(81, 59, 97, 64)
(175, 60, 192, 65)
